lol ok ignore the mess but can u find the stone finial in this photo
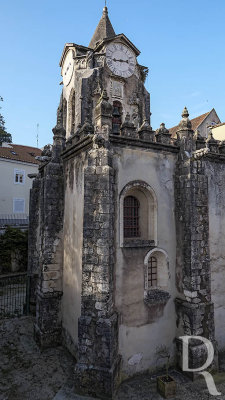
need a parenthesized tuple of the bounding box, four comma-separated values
(95, 89, 113, 132)
(182, 107, 189, 119)
(138, 119, 154, 141)
(178, 107, 192, 131)
(219, 140, 225, 155)
(206, 129, 219, 153)
(120, 113, 137, 139)
(80, 117, 94, 135)
(194, 129, 206, 150)
(155, 123, 172, 145)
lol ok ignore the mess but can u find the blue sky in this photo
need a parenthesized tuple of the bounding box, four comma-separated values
(0, 0, 224, 148)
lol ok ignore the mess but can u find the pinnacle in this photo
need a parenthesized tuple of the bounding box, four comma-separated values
(182, 107, 189, 118)
(89, 6, 116, 49)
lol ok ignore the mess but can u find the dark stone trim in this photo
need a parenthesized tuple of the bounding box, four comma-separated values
(110, 134, 179, 153)
(200, 153, 225, 164)
(123, 239, 155, 248)
(61, 135, 93, 161)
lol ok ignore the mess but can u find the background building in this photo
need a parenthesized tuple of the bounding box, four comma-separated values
(170, 108, 221, 138)
(0, 143, 41, 230)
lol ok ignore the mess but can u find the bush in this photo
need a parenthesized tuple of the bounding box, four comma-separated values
(0, 226, 28, 274)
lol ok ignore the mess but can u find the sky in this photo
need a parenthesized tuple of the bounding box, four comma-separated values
(0, 0, 225, 148)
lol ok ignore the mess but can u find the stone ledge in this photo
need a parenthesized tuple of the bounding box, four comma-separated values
(144, 289, 170, 306)
(110, 134, 179, 153)
(123, 239, 155, 248)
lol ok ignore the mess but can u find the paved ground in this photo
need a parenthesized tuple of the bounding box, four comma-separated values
(1, 316, 225, 400)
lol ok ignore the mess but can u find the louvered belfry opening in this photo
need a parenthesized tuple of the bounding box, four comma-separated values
(148, 256, 157, 287)
(124, 195, 140, 238)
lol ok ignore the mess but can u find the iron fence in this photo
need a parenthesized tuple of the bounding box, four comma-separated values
(0, 272, 29, 318)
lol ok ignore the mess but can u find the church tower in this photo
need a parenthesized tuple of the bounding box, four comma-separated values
(59, 6, 150, 139)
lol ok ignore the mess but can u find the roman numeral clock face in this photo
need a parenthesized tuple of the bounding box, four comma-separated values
(106, 43, 136, 78)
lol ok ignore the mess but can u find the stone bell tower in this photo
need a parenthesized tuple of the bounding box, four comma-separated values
(29, 5, 184, 400)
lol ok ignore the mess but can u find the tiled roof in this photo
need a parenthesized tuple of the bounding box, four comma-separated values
(169, 111, 211, 138)
(0, 144, 41, 164)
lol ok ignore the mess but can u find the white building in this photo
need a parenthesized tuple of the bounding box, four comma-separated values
(0, 143, 41, 228)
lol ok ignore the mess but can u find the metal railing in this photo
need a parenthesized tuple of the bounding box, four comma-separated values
(0, 272, 29, 318)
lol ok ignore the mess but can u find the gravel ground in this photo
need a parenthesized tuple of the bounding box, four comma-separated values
(1, 316, 225, 400)
(0, 316, 74, 400)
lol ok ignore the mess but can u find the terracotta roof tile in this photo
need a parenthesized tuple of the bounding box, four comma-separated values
(169, 111, 210, 138)
(0, 144, 42, 164)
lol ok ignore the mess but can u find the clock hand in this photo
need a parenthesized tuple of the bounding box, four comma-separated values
(113, 58, 129, 63)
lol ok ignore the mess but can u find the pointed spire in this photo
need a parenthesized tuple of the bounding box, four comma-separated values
(89, 6, 116, 49)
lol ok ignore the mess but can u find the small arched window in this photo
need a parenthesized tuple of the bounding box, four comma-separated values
(147, 256, 157, 288)
(112, 101, 122, 134)
(124, 195, 140, 238)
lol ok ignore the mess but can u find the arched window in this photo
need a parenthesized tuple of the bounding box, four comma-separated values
(112, 101, 122, 134)
(120, 181, 158, 247)
(148, 256, 157, 288)
(124, 195, 140, 238)
(63, 99, 67, 131)
(68, 89, 75, 135)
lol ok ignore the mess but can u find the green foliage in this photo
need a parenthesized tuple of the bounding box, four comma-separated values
(0, 227, 28, 274)
(0, 96, 12, 145)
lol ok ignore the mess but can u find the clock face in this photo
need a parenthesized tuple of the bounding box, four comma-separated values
(106, 43, 136, 78)
(62, 50, 74, 86)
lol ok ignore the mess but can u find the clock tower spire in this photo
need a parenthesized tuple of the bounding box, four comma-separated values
(89, 6, 116, 49)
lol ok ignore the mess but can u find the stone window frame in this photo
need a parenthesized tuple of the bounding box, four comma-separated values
(68, 88, 75, 136)
(14, 168, 25, 185)
(63, 98, 67, 133)
(143, 248, 171, 306)
(119, 180, 157, 248)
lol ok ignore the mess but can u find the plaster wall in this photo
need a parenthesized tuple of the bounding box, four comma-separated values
(198, 110, 220, 138)
(206, 161, 225, 350)
(113, 146, 178, 376)
(0, 159, 38, 216)
(212, 125, 225, 141)
(62, 153, 87, 351)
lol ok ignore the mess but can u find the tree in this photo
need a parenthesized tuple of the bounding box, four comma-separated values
(0, 96, 12, 145)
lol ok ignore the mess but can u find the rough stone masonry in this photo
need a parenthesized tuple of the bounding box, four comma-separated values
(28, 6, 225, 399)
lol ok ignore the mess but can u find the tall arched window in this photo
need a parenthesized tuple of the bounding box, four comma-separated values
(148, 256, 157, 288)
(124, 195, 140, 238)
(63, 99, 67, 131)
(112, 101, 122, 134)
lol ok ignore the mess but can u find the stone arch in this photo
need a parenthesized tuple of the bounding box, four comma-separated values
(144, 248, 170, 291)
(119, 180, 157, 246)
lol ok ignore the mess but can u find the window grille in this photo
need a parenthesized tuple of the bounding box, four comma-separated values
(148, 256, 157, 287)
(124, 195, 140, 238)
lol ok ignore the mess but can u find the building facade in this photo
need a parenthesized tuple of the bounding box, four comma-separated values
(0, 143, 41, 229)
(28, 7, 225, 399)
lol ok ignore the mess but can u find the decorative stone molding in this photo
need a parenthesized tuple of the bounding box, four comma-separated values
(120, 113, 138, 139)
(138, 119, 155, 142)
(155, 123, 172, 145)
